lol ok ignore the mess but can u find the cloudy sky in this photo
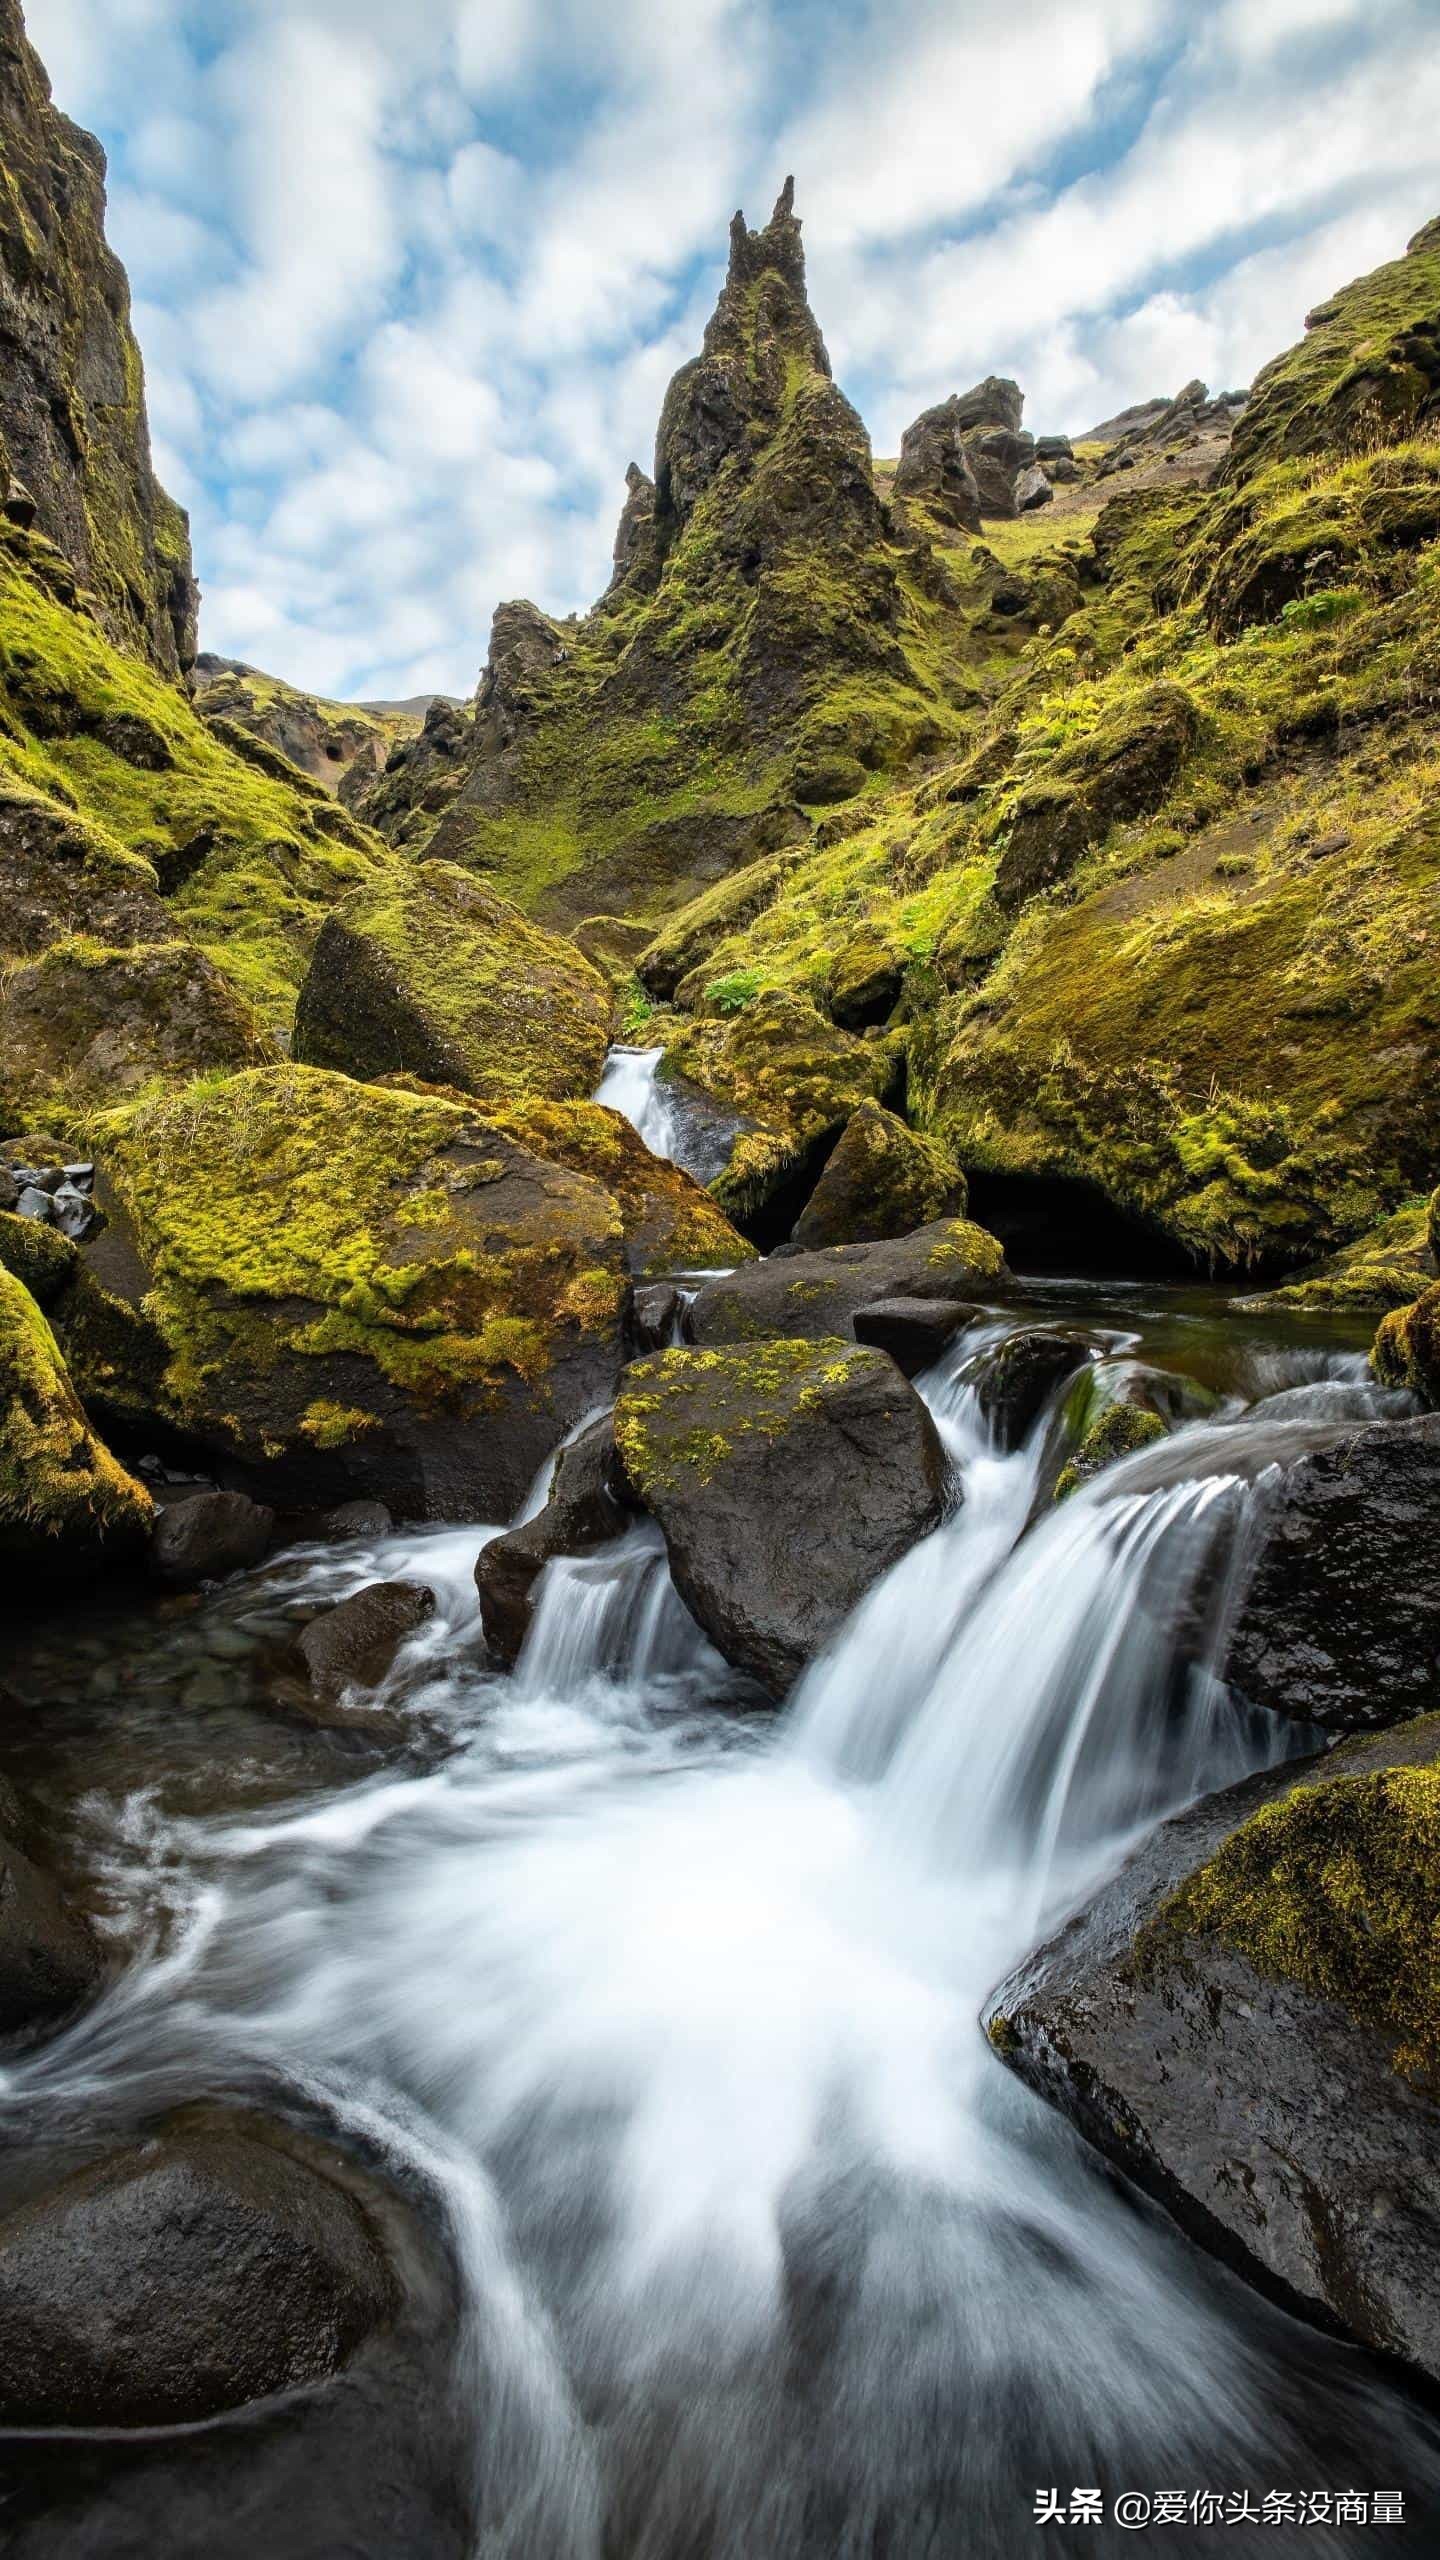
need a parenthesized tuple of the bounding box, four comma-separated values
(25, 0, 1440, 704)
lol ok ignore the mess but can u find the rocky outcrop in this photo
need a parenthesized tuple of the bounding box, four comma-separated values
(192, 657, 417, 798)
(1220, 1415, 1440, 1730)
(0, 0, 197, 675)
(891, 398, 982, 533)
(614, 1337, 947, 1694)
(1225, 218, 1440, 484)
(294, 1580, 436, 1721)
(476, 1414, 634, 1664)
(1094, 379, 1247, 481)
(0, 2116, 395, 2426)
(789, 1100, 966, 1250)
(0, 1261, 152, 1576)
(993, 682, 1199, 911)
(607, 461, 661, 597)
(80, 1067, 629, 1520)
(292, 862, 612, 1107)
(988, 1716, 1440, 2383)
(491, 1098, 752, 1275)
(689, 1218, 1006, 1347)
(1, 932, 271, 1124)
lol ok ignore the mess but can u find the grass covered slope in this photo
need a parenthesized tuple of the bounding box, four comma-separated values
(634, 217, 1440, 1275)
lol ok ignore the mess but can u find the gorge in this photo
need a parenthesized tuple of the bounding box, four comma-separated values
(3, 0, 1440, 2549)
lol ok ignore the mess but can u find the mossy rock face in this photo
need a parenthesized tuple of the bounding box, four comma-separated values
(0, 1261, 152, 1574)
(1373, 1278, 1440, 1406)
(614, 1335, 947, 1694)
(1, 936, 272, 1125)
(1243, 1195, 1436, 1314)
(0, 787, 170, 961)
(492, 1098, 754, 1276)
(994, 683, 1199, 911)
(987, 1714, 1440, 2383)
(827, 925, 908, 1030)
(0, 1206, 76, 1308)
(0, 5, 197, 676)
(292, 862, 612, 1106)
(1224, 217, 1440, 484)
(192, 656, 417, 799)
(789, 1100, 965, 1250)
(89, 1066, 631, 1519)
(658, 988, 896, 1229)
(689, 1217, 1007, 1347)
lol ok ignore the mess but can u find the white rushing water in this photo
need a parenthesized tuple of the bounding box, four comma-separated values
(594, 1045, 681, 1162)
(1, 1307, 1432, 2550)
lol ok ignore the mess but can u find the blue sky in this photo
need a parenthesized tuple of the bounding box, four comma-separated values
(24, 0, 1440, 704)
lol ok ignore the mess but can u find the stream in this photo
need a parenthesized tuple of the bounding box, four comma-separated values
(1, 1066, 1438, 2554)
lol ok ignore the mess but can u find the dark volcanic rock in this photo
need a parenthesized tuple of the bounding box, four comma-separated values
(977, 1329, 1093, 1446)
(891, 397, 983, 533)
(987, 1716, 1440, 2382)
(689, 1218, 1006, 1348)
(631, 1282, 683, 1352)
(296, 1581, 436, 1713)
(0, 2120, 394, 2427)
(0, 1817, 100, 2040)
(1221, 1414, 1440, 1730)
(476, 1415, 634, 1666)
(851, 1296, 981, 1377)
(615, 1338, 947, 1695)
(149, 1489, 275, 1588)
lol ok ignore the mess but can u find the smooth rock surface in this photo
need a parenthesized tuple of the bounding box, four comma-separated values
(150, 1489, 275, 1588)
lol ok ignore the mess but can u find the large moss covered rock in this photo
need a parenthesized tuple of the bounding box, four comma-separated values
(1373, 1278, 1440, 1405)
(292, 862, 612, 1105)
(492, 1098, 753, 1274)
(615, 1336, 947, 1695)
(988, 1716, 1440, 2383)
(658, 988, 896, 1232)
(993, 683, 1199, 911)
(1, 935, 270, 1124)
(789, 1100, 965, 1249)
(86, 1067, 630, 1519)
(0, 1262, 152, 1574)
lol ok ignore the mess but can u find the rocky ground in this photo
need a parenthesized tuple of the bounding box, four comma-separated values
(4, 0, 1440, 2533)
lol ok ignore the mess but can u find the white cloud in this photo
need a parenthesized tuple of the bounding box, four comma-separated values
(19, 0, 1440, 699)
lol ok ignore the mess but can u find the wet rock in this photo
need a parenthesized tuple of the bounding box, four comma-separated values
(1054, 1396, 1168, 1498)
(690, 1218, 1007, 1348)
(0, 2120, 395, 2427)
(987, 1716, 1440, 2383)
(789, 1101, 966, 1251)
(977, 1329, 1093, 1446)
(615, 1339, 947, 1696)
(292, 1498, 395, 1545)
(851, 1296, 981, 1377)
(476, 1416, 634, 1666)
(296, 1580, 436, 1714)
(1221, 1413, 1440, 1730)
(0, 1815, 100, 2040)
(150, 1490, 276, 1589)
(631, 1282, 683, 1352)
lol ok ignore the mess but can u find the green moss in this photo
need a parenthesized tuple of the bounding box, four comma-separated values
(0, 1206, 78, 1307)
(0, 1261, 152, 1560)
(615, 1335, 871, 1499)
(1373, 1277, 1440, 1405)
(1226, 221, 1440, 483)
(1054, 1401, 1167, 1499)
(491, 1096, 755, 1273)
(1145, 1765, 1440, 2085)
(1242, 1196, 1435, 1312)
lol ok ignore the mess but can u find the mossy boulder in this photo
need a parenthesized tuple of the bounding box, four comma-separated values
(0, 787, 171, 960)
(0, 1261, 152, 1575)
(658, 988, 896, 1232)
(0, 1206, 76, 1308)
(1373, 1279, 1440, 1406)
(1054, 1397, 1167, 1498)
(994, 683, 1199, 911)
(1244, 1195, 1436, 1314)
(689, 1217, 1007, 1346)
(1, 935, 271, 1124)
(614, 1336, 947, 1694)
(987, 1714, 1440, 2383)
(292, 862, 612, 1106)
(789, 1100, 965, 1250)
(826, 925, 908, 1030)
(492, 1098, 753, 1275)
(86, 1066, 630, 1519)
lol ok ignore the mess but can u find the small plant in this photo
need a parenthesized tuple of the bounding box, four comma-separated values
(704, 967, 763, 1016)
(619, 976, 653, 1037)
(1278, 587, 1364, 628)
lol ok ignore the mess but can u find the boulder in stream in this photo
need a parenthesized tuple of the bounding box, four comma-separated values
(851, 1295, 981, 1377)
(976, 1327, 1093, 1446)
(150, 1489, 275, 1588)
(0, 2118, 395, 2427)
(614, 1338, 947, 1695)
(788, 1102, 966, 1251)
(0, 1808, 101, 2041)
(476, 1415, 634, 1666)
(689, 1218, 1006, 1349)
(987, 1714, 1440, 2385)
(295, 1580, 436, 1721)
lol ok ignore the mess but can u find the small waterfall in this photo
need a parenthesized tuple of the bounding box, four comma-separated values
(515, 1523, 719, 1695)
(595, 1046, 679, 1162)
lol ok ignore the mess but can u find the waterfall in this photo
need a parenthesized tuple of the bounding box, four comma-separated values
(594, 1045, 679, 1161)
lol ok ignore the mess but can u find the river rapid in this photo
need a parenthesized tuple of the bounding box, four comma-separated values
(2, 1069, 1438, 2556)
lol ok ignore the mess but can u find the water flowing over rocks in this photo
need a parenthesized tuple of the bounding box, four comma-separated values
(614, 1337, 947, 1694)
(476, 1413, 633, 1666)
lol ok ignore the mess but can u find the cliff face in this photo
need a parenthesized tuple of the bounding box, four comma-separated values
(0, 0, 197, 678)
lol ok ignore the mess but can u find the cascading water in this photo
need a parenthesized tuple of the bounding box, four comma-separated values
(2, 1292, 1436, 2552)
(595, 1046, 681, 1162)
